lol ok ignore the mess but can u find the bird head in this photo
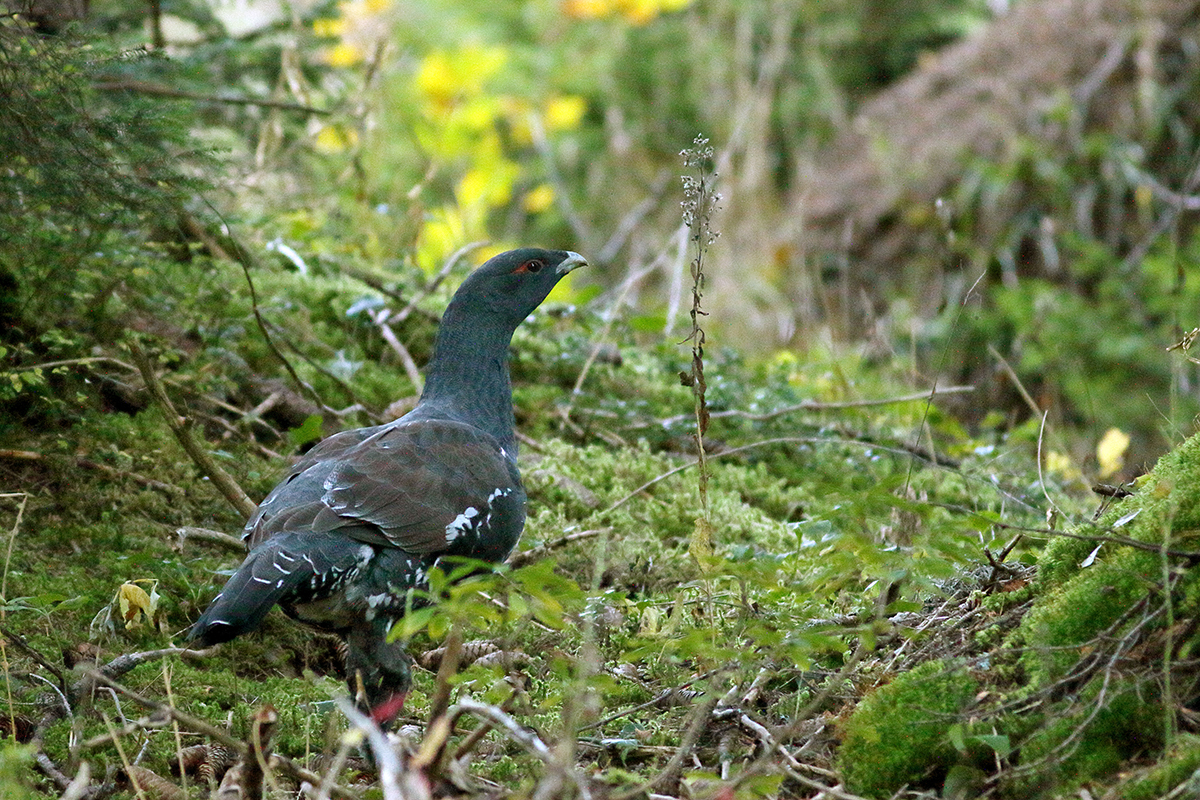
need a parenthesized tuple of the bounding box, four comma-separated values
(449, 248, 588, 327)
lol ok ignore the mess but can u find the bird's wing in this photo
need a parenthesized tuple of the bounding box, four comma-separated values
(245, 419, 522, 555)
(243, 425, 381, 542)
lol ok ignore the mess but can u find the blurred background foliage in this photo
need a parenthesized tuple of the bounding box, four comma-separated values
(3, 0, 1196, 470)
(3, 1, 1200, 796)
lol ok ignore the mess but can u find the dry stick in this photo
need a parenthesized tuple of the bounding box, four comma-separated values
(0, 623, 67, 691)
(335, 696, 425, 800)
(452, 697, 592, 800)
(579, 666, 726, 732)
(174, 525, 246, 552)
(426, 626, 464, 729)
(508, 528, 610, 569)
(82, 670, 359, 800)
(60, 762, 92, 800)
(93, 79, 330, 114)
(229, 244, 337, 420)
(11, 355, 137, 373)
(313, 734, 358, 800)
(377, 318, 424, 393)
(732, 636, 874, 792)
(128, 342, 258, 520)
(260, 318, 378, 421)
(450, 689, 520, 761)
(243, 705, 280, 800)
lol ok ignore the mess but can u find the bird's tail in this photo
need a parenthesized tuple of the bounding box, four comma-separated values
(189, 533, 366, 647)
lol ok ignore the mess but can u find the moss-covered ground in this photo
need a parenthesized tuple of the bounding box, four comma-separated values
(3, 245, 1200, 799)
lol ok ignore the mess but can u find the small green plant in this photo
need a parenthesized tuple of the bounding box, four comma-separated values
(679, 135, 721, 579)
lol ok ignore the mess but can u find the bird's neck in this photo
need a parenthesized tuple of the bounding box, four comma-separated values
(415, 302, 518, 453)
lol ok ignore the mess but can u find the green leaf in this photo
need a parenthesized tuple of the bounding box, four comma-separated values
(288, 415, 324, 447)
(971, 733, 1012, 758)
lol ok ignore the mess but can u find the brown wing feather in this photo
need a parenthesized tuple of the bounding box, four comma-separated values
(244, 419, 520, 555)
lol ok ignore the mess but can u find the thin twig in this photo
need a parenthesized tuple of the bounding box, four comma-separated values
(395, 242, 487, 325)
(174, 525, 246, 552)
(451, 697, 592, 800)
(336, 696, 428, 800)
(508, 528, 610, 568)
(82, 670, 359, 800)
(93, 79, 329, 114)
(639, 385, 976, 429)
(613, 693, 720, 800)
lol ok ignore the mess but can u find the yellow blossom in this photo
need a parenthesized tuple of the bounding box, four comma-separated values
(312, 17, 345, 37)
(325, 42, 363, 67)
(563, 0, 615, 19)
(544, 95, 587, 131)
(523, 184, 555, 213)
(417, 45, 508, 107)
(314, 125, 358, 154)
(418, 207, 468, 275)
(1044, 450, 1082, 481)
(456, 158, 519, 209)
(1096, 427, 1131, 479)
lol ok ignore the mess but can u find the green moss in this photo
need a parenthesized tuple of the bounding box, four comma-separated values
(1118, 734, 1200, 800)
(1006, 688, 1164, 798)
(837, 659, 977, 798)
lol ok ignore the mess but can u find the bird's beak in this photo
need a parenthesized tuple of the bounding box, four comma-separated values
(558, 252, 588, 275)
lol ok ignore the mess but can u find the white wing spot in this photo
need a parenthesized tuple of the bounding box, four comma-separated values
(445, 508, 478, 543)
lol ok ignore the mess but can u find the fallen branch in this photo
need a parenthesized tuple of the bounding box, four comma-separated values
(451, 697, 592, 800)
(175, 525, 245, 552)
(128, 341, 258, 520)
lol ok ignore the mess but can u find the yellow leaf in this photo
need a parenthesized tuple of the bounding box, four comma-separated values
(1096, 427, 1131, 479)
(117, 582, 156, 628)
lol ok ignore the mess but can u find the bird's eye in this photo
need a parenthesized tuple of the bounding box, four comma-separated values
(516, 259, 544, 274)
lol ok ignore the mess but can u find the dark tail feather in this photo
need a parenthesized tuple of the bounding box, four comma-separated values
(189, 534, 361, 647)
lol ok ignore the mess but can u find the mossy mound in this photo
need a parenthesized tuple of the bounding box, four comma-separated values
(837, 659, 978, 797)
